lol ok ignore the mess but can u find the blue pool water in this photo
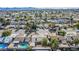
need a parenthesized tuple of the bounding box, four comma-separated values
(18, 43, 29, 49)
(3, 37, 12, 43)
(0, 44, 8, 49)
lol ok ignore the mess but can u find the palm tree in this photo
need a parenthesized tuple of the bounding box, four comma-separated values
(15, 16, 20, 30)
(70, 15, 73, 26)
(31, 22, 37, 31)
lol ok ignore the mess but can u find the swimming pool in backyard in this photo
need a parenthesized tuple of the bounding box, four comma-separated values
(18, 43, 29, 49)
(3, 37, 12, 43)
(0, 44, 8, 49)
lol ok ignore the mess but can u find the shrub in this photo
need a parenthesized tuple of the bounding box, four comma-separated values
(2, 30, 12, 37)
(73, 39, 79, 45)
(41, 38, 48, 47)
(74, 23, 79, 29)
(50, 38, 59, 48)
(58, 30, 66, 36)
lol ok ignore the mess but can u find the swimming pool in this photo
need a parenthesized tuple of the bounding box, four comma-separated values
(3, 37, 12, 43)
(0, 44, 8, 49)
(18, 43, 29, 49)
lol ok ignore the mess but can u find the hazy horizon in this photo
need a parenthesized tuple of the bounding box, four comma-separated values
(0, 7, 79, 9)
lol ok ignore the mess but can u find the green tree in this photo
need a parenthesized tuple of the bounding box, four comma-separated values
(6, 19, 10, 25)
(73, 39, 79, 46)
(15, 16, 19, 22)
(74, 23, 79, 29)
(48, 22, 55, 27)
(50, 38, 59, 48)
(35, 13, 38, 17)
(39, 13, 42, 18)
(2, 30, 12, 37)
(58, 30, 66, 36)
(31, 22, 37, 30)
(27, 46, 32, 51)
(27, 16, 32, 20)
(24, 23, 32, 32)
(41, 38, 48, 47)
(0, 18, 5, 23)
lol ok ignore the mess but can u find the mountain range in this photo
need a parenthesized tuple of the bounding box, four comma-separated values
(0, 7, 79, 11)
(0, 7, 41, 11)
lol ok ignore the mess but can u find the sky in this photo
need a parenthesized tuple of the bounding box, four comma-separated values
(0, 0, 79, 8)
